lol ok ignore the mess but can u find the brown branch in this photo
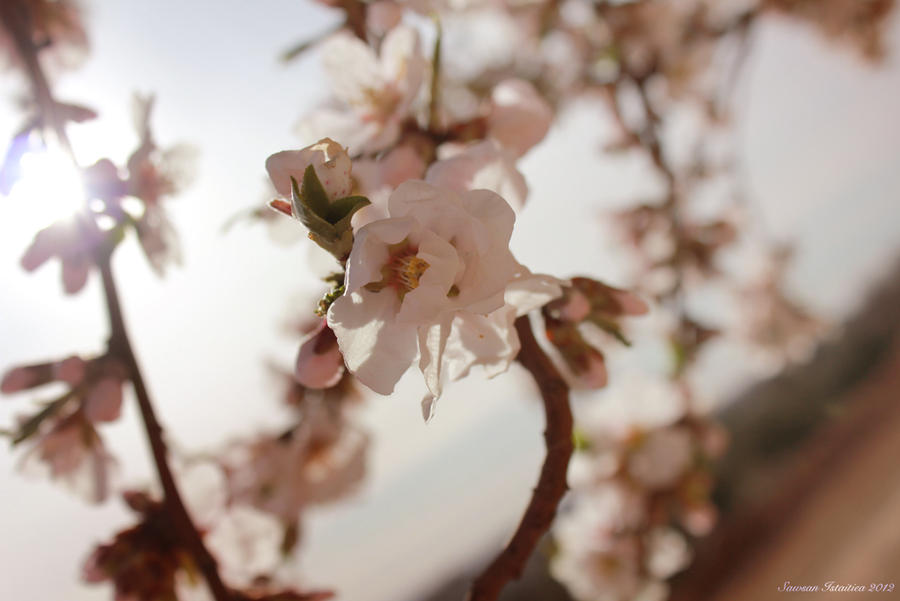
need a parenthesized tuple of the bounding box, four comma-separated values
(465, 316, 573, 601)
(0, 0, 75, 157)
(1, 4, 232, 598)
(98, 256, 233, 601)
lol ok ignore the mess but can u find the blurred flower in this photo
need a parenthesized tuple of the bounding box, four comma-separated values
(20, 211, 102, 294)
(83, 491, 194, 601)
(425, 140, 529, 208)
(764, 0, 895, 60)
(222, 398, 368, 526)
(542, 278, 646, 389)
(298, 26, 426, 154)
(351, 144, 427, 224)
(21, 410, 116, 503)
(486, 78, 553, 158)
(0, 0, 88, 72)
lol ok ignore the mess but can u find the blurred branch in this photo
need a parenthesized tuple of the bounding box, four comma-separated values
(0, 0, 74, 157)
(98, 255, 233, 601)
(466, 316, 573, 601)
(1, 2, 233, 597)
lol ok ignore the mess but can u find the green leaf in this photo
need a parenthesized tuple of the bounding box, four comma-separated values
(300, 165, 330, 217)
(12, 392, 76, 445)
(587, 315, 632, 346)
(290, 176, 337, 240)
(327, 195, 370, 224)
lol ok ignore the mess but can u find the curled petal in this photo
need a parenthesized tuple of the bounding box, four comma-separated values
(295, 321, 345, 389)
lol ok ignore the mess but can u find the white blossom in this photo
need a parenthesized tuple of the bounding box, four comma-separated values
(327, 180, 559, 417)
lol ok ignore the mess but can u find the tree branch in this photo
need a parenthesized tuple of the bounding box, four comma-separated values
(465, 316, 573, 601)
(0, 4, 232, 596)
(98, 255, 233, 601)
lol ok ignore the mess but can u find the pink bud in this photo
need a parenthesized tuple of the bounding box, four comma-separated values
(84, 378, 123, 423)
(577, 349, 608, 389)
(295, 321, 345, 389)
(610, 289, 649, 316)
(558, 289, 592, 322)
(54, 356, 87, 386)
(62, 259, 91, 295)
(1, 366, 37, 393)
(683, 505, 718, 537)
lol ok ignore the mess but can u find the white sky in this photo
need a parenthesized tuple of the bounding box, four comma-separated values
(1, 2, 900, 601)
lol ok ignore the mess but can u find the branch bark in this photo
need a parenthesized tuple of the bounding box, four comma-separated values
(98, 256, 233, 601)
(465, 316, 573, 601)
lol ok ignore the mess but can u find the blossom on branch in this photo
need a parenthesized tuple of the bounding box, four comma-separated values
(326, 180, 560, 418)
(298, 25, 426, 155)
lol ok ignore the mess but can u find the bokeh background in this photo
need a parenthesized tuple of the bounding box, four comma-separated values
(2, 2, 900, 600)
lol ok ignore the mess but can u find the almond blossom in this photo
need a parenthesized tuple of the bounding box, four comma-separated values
(326, 180, 560, 417)
(297, 26, 426, 155)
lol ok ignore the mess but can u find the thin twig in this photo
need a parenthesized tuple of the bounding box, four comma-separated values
(465, 316, 573, 601)
(98, 256, 232, 601)
(0, 0, 75, 157)
(1, 3, 232, 597)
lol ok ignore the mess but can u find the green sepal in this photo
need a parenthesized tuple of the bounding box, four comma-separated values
(586, 315, 632, 347)
(300, 165, 330, 217)
(327, 195, 370, 224)
(289, 169, 370, 261)
(11, 391, 76, 446)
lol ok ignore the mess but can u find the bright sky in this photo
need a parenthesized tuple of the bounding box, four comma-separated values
(1, 3, 900, 601)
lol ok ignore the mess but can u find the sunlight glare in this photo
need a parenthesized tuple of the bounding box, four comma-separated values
(4, 149, 87, 234)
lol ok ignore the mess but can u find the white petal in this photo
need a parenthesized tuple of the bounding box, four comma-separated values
(321, 33, 385, 108)
(417, 317, 453, 403)
(328, 288, 417, 395)
(344, 216, 415, 293)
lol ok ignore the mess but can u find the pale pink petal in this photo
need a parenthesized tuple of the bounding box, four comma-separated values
(368, 1, 403, 37)
(488, 78, 553, 157)
(344, 216, 415, 293)
(1, 366, 38, 393)
(84, 378, 124, 422)
(265, 138, 352, 200)
(427, 141, 528, 208)
(53, 356, 86, 385)
(321, 34, 385, 108)
(328, 288, 418, 395)
(295, 321, 345, 389)
(62, 258, 90, 294)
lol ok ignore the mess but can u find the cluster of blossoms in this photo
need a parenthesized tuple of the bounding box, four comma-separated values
(1, 353, 125, 502)
(1, 0, 893, 600)
(0, 1, 338, 600)
(551, 376, 727, 601)
(0, 90, 193, 498)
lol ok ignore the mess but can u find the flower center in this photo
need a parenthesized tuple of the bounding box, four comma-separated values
(365, 241, 430, 300)
(391, 253, 430, 292)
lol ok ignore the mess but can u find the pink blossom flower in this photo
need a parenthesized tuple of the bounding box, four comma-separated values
(21, 412, 116, 503)
(20, 213, 102, 294)
(298, 26, 426, 154)
(223, 400, 368, 523)
(327, 181, 560, 416)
